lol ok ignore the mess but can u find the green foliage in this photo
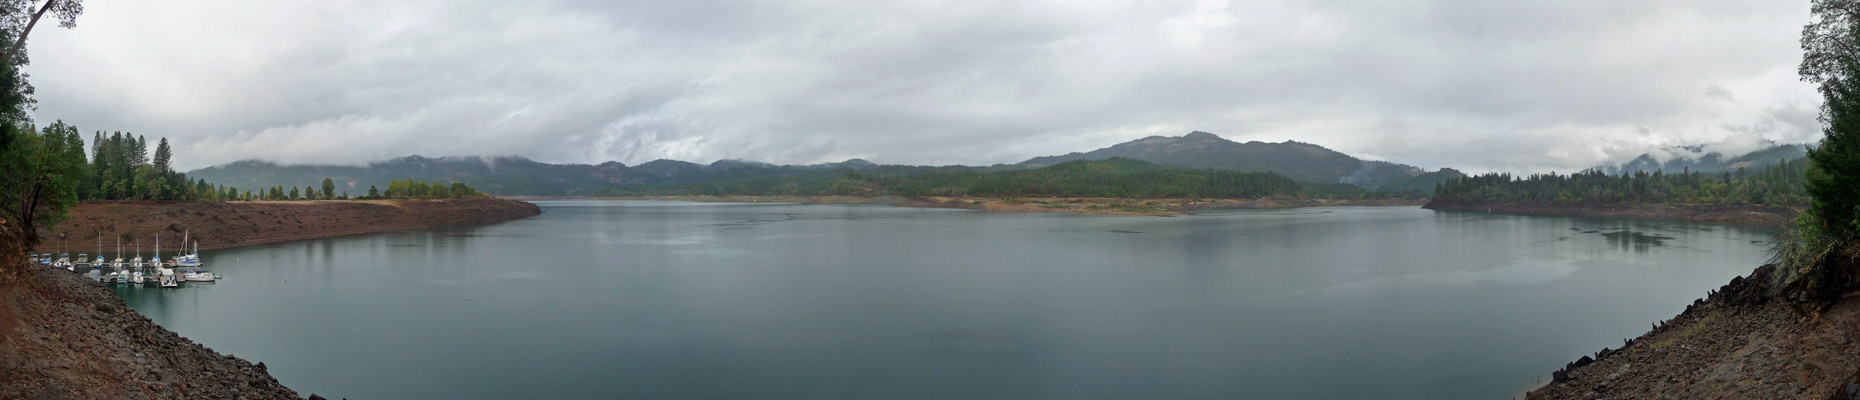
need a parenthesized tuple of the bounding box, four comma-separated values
(1805, 71, 1860, 240)
(598, 158, 1360, 199)
(1433, 160, 1810, 206)
(321, 178, 335, 199)
(1770, 214, 1841, 288)
(74, 131, 212, 202)
(0, 119, 86, 249)
(381, 178, 479, 199)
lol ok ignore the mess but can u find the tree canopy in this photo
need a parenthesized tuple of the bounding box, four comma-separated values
(1802, 0, 1860, 240)
(1433, 160, 1809, 207)
(597, 158, 1385, 200)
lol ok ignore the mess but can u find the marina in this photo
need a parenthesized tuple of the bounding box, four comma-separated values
(51, 230, 220, 288)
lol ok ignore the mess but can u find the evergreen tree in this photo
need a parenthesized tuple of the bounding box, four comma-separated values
(1802, 0, 1860, 239)
(321, 178, 335, 199)
(368, 185, 379, 198)
(152, 137, 171, 174)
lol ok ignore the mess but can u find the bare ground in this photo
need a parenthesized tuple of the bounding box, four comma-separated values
(33, 198, 542, 253)
(1, 198, 540, 399)
(1529, 260, 1860, 400)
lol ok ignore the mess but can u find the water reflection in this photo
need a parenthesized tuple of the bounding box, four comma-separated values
(110, 203, 1778, 400)
(1600, 230, 1676, 252)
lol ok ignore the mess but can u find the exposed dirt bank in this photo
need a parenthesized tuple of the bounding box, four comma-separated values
(32, 198, 542, 252)
(0, 262, 314, 399)
(1423, 200, 1798, 224)
(2, 198, 539, 399)
(599, 195, 1426, 216)
(1528, 262, 1860, 399)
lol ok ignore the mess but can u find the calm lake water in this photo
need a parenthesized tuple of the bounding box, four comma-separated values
(112, 200, 1777, 399)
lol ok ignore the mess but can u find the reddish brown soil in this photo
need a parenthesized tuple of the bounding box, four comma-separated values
(33, 198, 542, 253)
(1424, 200, 1798, 224)
(1, 198, 538, 399)
(1529, 262, 1860, 400)
(0, 265, 306, 399)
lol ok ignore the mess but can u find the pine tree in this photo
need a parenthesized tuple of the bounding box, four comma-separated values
(1802, 0, 1860, 239)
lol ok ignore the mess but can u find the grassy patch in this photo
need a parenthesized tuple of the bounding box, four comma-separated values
(1649, 311, 1718, 350)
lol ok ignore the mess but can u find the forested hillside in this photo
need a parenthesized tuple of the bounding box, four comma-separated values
(1602, 143, 1807, 175)
(1013, 131, 1463, 192)
(600, 158, 1390, 199)
(1433, 159, 1808, 206)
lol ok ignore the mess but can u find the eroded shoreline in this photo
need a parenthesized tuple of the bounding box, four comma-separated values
(33, 198, 543, 252)
(2, 198, 542, 399)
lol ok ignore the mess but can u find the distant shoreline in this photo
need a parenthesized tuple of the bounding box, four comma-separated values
(1421, 200, 1798, 224)
(583, 195, 1427, 216)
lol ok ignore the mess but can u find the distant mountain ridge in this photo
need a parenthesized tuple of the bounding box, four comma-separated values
(1599, 143, 1808, 175)
(186, 155, 882, 196)
(187, 131, 1459, 197)
(1015, 131, 1463, 193)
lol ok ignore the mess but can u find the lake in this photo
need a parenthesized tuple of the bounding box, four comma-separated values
(112, 200, 1778, 399)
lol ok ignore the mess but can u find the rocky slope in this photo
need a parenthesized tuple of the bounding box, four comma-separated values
(0, 264, 314, 399)
(1529, 259, 1860, 399)
(2, 198, 540, 399)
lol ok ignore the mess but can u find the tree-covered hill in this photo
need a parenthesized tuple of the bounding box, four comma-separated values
(1601, 143, 1808, 175)
(1012, 131, 1463, 192)
(599, 158, 1387, 199)
(1433, 159, 1809, 207)
(186, 155, 887, 196)
(186, 132, 1457, 197)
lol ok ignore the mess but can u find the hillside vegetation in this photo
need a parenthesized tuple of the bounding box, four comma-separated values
(1433, 159, 1809, 207)
(598, 158, 1389, 199)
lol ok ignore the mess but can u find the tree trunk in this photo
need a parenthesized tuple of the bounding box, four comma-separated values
(1, 0, 57, 66)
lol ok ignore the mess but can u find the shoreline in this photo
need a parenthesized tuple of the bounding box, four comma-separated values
(1422, 200, 1798, 225)
(3, 197, 542, 399)
(1526, 262, 1860, 399)
(0, 267, 308, 399)
(33, 198, 543, 252)
(591, 195, 1428, 216)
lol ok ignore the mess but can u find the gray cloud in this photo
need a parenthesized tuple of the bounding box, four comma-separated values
(21, 0, 1821, 173)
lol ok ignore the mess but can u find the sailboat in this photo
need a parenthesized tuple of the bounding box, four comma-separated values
(183, 239, 218, 282)
(176, 230, 203, 268)
(51, 240, 70, 270)
(108, 238, 127, 285)
(155, 233, 179, 287)
(145, 234, 165, 287)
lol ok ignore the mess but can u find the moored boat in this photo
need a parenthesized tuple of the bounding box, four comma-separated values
(183, 265, 218, 282)
(158, 267, 179, 288)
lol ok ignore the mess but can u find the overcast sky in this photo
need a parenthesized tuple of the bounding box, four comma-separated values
(23, 0, 1822, 173)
